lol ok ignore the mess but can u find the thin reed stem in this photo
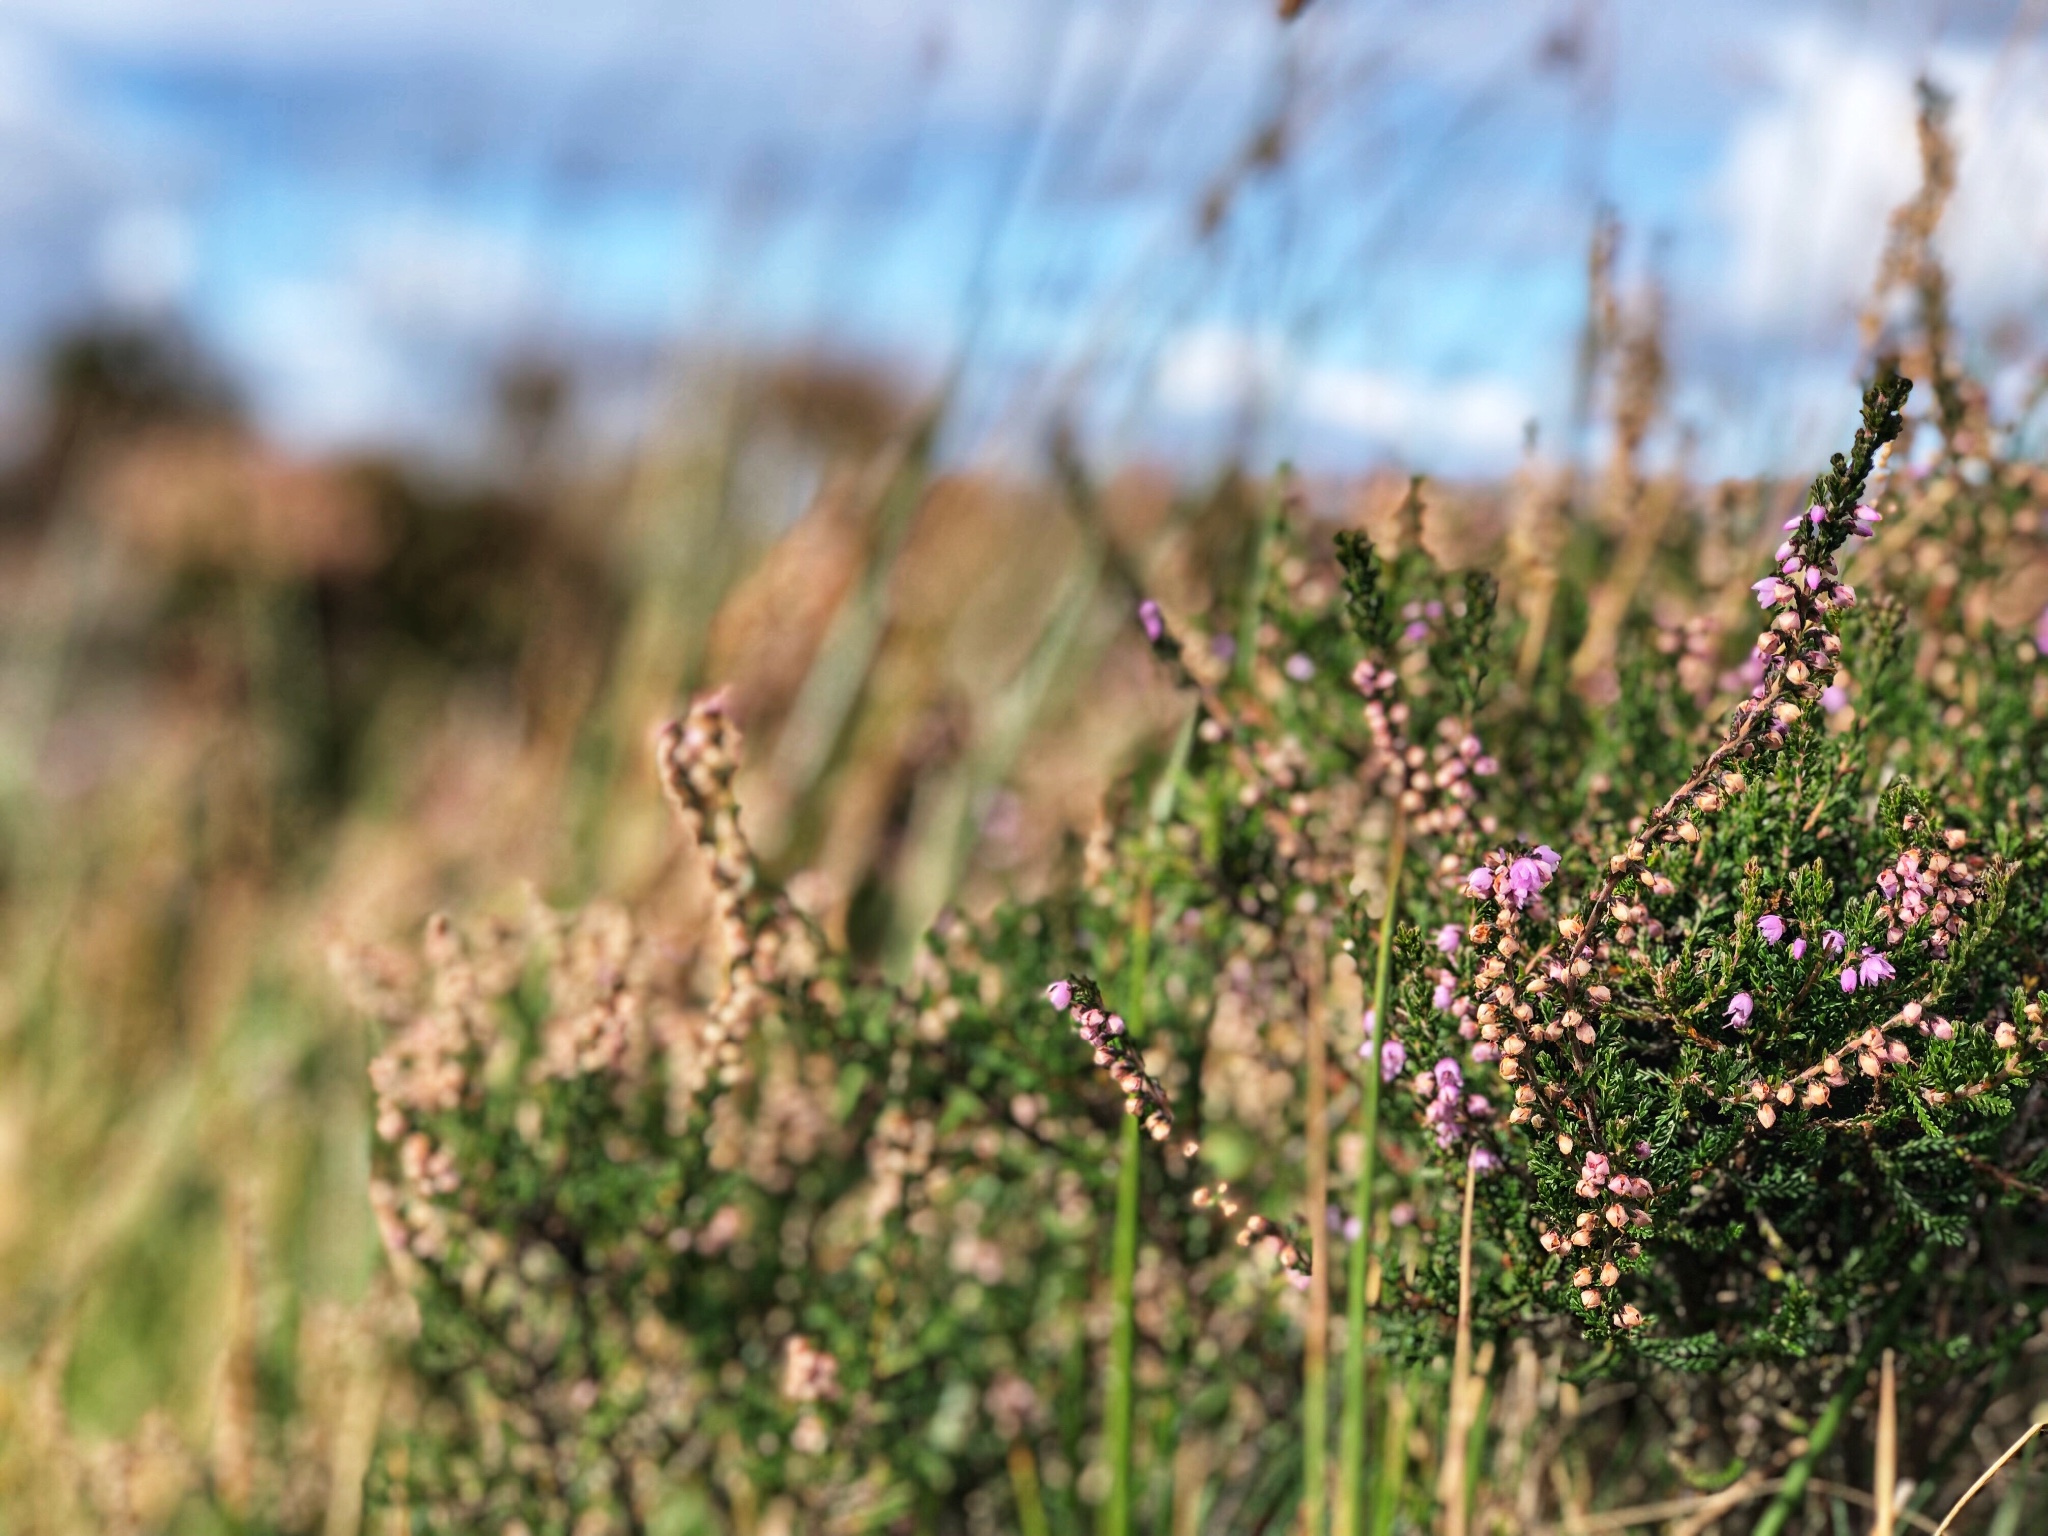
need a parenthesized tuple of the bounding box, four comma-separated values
(1931, 1420, 2048, 1536)
(1339, 818, 1407, 1536)
(1874, 1348, 1897, 1536)
(1305, 960, 1332, 1536)
(1011, 1442, 1053, 1536)
(1104, 714, 1196, 1536)
(1102, 887, 1150, 1536)
(1437, 1156, 1478, 1536)
(1372, 1368, 1414, 1536)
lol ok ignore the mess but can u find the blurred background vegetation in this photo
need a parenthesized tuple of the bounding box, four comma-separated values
(4, 1, 2048, 1531)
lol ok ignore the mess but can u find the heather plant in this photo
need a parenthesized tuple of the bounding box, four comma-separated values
(360, 346, 2048, 1533)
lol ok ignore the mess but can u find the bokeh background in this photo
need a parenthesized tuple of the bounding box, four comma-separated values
(2, 1, 2047, 1531)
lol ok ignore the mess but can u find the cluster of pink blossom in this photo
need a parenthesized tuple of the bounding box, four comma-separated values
(1046, 977, 1177, 1143)
(1190, 1184, 1311, 1276)
(782, 1336, 842, 1403)
(1407, 1055, 1495, 1150)
(1873, 819, 1981, 954)
(1351, 661, 1497, 836)
(1733, 502, 1873, 746)
(1463, 844, 1561, 910)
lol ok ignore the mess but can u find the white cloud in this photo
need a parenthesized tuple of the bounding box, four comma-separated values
(1713, 25, 2048, 335)
(1156, 325, 1533, 465)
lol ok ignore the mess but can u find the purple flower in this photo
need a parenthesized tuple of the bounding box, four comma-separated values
(1752, 578, 1792, 609)
(1804, 567, 1825, 591)
(1822, 929, 1847, 954)
(1433, 1057, 1464, 1094)
(1789, 937, 1808, 959)
(1634, 1139, 1654, 1159)
(1756, 915, 1785, 945)
(1468, 1145, 1500, 1174)
(1840, 967, 1858, 994)
(1808, 504, 1826, 525)
(1821, 685, 1848, 713)
(1432, 975, 1457, 1011)
(2034, 604, 2048, 654)
(1046, 980, 1073, 1011)
(1402, 620, 1429, 642)
(1503, 856, 1551, 908)
(1857, 949, 1895, 987)
(1725, 992, 1755, 1028)
(1209, 633, 1237, 662)
(1284, 652, 1315, 682)
(1380, 1038, 1407, 1082)
(1138, 600, 1164, 643)
(1361, 1006, 1378, 1040)
(1852, 503, 1882, 537)
(1466, 867, 1496, 898)
(1435, 924, 1464, 955)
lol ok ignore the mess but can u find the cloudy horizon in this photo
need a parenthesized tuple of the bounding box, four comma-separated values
(1, 0, 2044, 480)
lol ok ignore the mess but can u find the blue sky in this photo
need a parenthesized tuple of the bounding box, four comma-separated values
(1, 0, 2045, 477)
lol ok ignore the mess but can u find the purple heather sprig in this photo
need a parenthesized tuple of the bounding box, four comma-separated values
(1872, 818, 1982, 953)
(1047, 975, 1177, 1144)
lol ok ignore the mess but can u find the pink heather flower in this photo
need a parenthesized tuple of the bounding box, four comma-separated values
(1581, 1151, 1611, 1185)
(1840, 967, 1858, 994)
(1046, 980, 1073, 1011)
(1857, 949, 1895, 987)
(1433, 1057, 1464, 1094)
(1789, 937, 1808, 959)
(1534, 845, 1561, 871)
(1466, 867, 1497, 898)
(1432, 974, 1457, 1011)
(1822, 685, 1848, 712)
(1781, 514, 1803, 531)
(1361, 1006, 1378, 1040)
(1380, 1038, 1407, 1082)
(1402, 620, 1429, 642)
(1470, 1041, 1499, 1063)
(1725, 992, 1755, 1028)
(1804, 567, 1825, 591)
(1752, 578, 1792, 609)
(1389, 1202, 1416, 1228)
(1209, 634, 1237, 662)
(1435, 924, 1464, 954)
(1835, 584, 1856, 608)
(1756, 915, 1785, 945)
(1808, 504, 1826, 524)
(1822, 929, 1847, 953)
(1137, 600, 1164, 643)
(2034, 604, 2048, 654)
(1503, 855, 1553, 908)
(1468, 1145, 1500, 1173)
(1284, 652, 1315, 682)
